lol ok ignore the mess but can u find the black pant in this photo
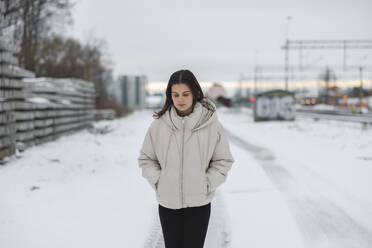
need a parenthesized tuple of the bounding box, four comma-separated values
(158, 203, 211, 248)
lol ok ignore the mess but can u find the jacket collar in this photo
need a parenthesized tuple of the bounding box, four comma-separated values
(161, 97, 217, 132)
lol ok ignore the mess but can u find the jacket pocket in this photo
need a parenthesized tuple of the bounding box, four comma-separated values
(155, 181, 159, 194)
(195, 130, 205, 172)
(204, 173, 209, 194)
(156, 171, 163, 197)
(162, 132, 173, 175)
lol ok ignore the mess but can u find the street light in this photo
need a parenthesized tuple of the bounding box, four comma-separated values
(285, 16, 292, 40)
(358, 55, 368, 112)
(284, 16, 292, 91)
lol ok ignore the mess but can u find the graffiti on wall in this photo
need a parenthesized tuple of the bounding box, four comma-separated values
(255, 95, 295, 120)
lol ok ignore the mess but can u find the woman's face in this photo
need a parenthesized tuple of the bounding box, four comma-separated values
(171, 83, 193, 115)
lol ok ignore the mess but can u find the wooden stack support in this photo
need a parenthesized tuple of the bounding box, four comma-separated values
(0, 39, 36, 159)
(93, 109, 116, 120)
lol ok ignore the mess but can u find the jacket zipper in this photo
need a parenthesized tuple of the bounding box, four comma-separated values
(164, 131, 172, 174)
(181, 118, 185, 207)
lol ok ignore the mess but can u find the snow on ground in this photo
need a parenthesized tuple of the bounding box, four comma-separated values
(0, 111, 158, 248)
(220, 107, 372, 247)
(0, 107, 371, 248)
(221, 143, 304, 248)
(220, 108, 372, 208)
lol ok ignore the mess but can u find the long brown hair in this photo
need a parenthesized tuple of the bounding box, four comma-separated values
(153, 69, 215, 119)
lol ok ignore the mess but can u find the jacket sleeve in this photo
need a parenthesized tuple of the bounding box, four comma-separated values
(138, 125, 161, 190)
(206, 122, 234, 192)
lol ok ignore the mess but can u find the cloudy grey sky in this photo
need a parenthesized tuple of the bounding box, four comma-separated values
(70, 0, 372, 82)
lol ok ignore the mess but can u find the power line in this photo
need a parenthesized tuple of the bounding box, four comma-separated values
(281, 39, 372, 89)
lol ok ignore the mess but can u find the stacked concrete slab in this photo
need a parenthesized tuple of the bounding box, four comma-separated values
(21, 78, 95, 148)
(1, 2, 96, 161)
(0, 40, 35, 159)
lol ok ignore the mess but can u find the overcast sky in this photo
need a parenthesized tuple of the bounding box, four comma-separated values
(69, 0, 372, 82)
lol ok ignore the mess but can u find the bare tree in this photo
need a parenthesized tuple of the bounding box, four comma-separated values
(2, 0, 113, 108)
(37, 35, 112, 107)
(6, 0, 73, 71)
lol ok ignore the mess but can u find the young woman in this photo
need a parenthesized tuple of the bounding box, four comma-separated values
(138, 69, 234, 248)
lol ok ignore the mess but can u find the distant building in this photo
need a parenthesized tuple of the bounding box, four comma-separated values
(206, 83, 232, 107)
(206, 83, 227, 100)
(116, 75, 147, 109)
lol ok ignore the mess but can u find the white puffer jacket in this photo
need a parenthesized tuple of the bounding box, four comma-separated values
(138, 98, 234, 209)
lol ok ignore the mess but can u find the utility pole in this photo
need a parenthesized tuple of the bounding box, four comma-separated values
(284, 39, 289, 91)
(253, 50, 259, 95)
(253, 65, 257, 95)
(359, 66, 364, 111)
(343, 40, 347, 71)
(238, 72, 243, 107)
(284, 16, 292, 91)
(299, 41, 303, 72)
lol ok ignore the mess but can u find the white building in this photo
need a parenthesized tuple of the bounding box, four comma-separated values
(114, 75, 147, 109)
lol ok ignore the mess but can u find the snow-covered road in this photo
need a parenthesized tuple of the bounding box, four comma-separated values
(227, 130, 372, 248)
(0, 108, 371, 248)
